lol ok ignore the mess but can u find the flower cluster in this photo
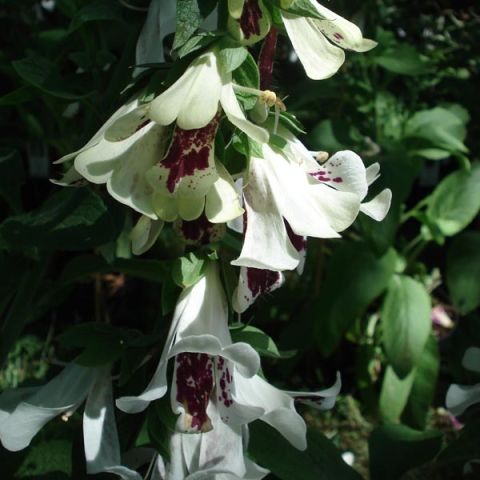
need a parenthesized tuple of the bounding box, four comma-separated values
(1, 1, 391, 478)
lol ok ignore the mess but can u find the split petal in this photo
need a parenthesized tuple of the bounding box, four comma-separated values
(130, 215, 164, 255)
(149, 52, 223, 130)
(360, 188, 392, 221)
(233, 266, 284, 313)
(84, 369, 142, 480)
(282, 13, 345, 80)
(0, 364, 94, 451)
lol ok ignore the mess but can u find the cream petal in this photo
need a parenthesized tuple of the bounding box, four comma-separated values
(205, 162, 244, 223)
(50, 165, 87, 187)
(365, 162, 381, 186)
(104, 105, 151, 142)
(130, 215, 164, 255)
(220, 83, 269, 144)
(149, 52, 223, 130)
(360, 188, 392, 221)
(282, 13, 345, 80)
(152, 192, 179, 222)
(177, 195, 206, 221)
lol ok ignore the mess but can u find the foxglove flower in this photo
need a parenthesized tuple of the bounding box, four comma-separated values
(0, 364, 141, 479)
(148, 50, 268, 145)
(281, 0, 377, 80)
(446, 347, 480, 416)
(227, 0, 272, 46)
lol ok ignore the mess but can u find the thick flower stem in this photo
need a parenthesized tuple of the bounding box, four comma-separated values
(259, 26, 278, 90)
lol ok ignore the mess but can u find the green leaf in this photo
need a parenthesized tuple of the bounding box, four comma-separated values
(12, 56, 90, 100)
(409, 148, 450, 160)
(173, 0, 217, 49)
(177, 32, 219, 58)
(446, 232, 480, 314)
(231, 325, 295, 359)
(403, 335, 439, 429)
(70, 0, 124, 30)
(172, 252, 206, 288)
(281, 0, 327, 20)
(0, 86, 34, 106)
(0, 149, 24, 212)
(314, 243, 397, 356)
(232, 53, 260, 110)
(374, 44, 430, 76)
(382, 275, 431, 378)
(249, 421, 362, 480)
(0, 188, 123, 252)
(425, 162, 480, 237)
(404, 105, 469, 154)
(218, 44, 249, 74)
(379, 365, 415, 424)
(369, 425, 443, 480)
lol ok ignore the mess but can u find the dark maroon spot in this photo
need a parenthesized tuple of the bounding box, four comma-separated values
(216, 357, 234, 408)
(285, 221, 307, 253)
(259, 27, 278, 90)
(246, 267, 281, 297)
(180, 213, 216, 244)
(161, 114, 220, 193)
(310, 170, 332, 182)
(135, 119, 151, 132)
(333, 32, 344, 41)
(332, 177, 343, 183)
(239, 0, 263, 39)
(175, 353, 214, 432)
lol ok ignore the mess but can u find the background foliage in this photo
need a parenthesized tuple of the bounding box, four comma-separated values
(0, 0, 479, 478)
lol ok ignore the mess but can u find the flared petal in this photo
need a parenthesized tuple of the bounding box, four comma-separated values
(84, 369, 142, 480)
(446, 383, 480, 417)
(104, 105, 151, 142)
(107, 124, 167, 218)
(149, 52, 223, 130)
(309, 0, 377, 53)
(360, 188, 392, 221)
(0, 364, 94, 451)
(130, 215, 164, 255)
(286, 372, 341, 411)
(282, 13, 345, 80)
(50, 164, 87, 187)
(220, 83, 269, 144)
(232, 266, 284, 313)
(234, 374, 307, 450)
(205, 162, 244, 223)
(365, 162, 381, 185)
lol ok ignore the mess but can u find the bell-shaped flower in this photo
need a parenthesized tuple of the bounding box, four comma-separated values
(227, 0, 272, 46)
(116, 261, 263, 435)
(148, 50, 268, 145)
(281, 0, 377, 79)
(446, 347, 480, 416)
(231, 143, 361, 272)
(0, 364, 141, 479)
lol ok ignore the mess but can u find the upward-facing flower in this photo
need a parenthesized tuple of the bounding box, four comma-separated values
(281, 0, 377, 80)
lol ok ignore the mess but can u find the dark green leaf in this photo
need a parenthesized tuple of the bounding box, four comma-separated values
(379, 365, 415, 423)
(232, 53, 260, 110)
(0, 149, 24, 212)
(70, 0, 124, 30)
(374, 45, 430, 76)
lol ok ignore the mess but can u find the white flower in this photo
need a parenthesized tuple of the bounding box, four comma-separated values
(149, 50, 268, 145)
(0, 364, 141, 480)
(446, 347, 480, 416)
(281, 0, 377, 80)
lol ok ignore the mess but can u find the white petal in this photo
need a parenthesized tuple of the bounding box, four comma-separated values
(149, 52, 223, 130)
(205, 161, 244, 223)
(130, 215, 164, 255)
(104, 105, 151, 142)
(286, 372, 341, 411)
(220, 83, 269, 144)
(107, 124, 167, 218)
(463, 347, 480, 373)
(365, 162, 381, 186)
(282, 13, 345, 80)
(177, 195, 206, 221)
(360, 188, 392, 221)
(446, 383, 480, 416)
(0, 364, 94, 451)
(50, 165, 86, 187)
(56, 97, 141, 164)
(84, 369, 142, 480)
(310, 1, 377, 52)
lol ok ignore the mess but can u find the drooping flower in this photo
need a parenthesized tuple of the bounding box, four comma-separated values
(281, 0, 377, 80)
(117, 262, 340, 450)
(446, 347, 480, 416)
(0, 364, 141, 480)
